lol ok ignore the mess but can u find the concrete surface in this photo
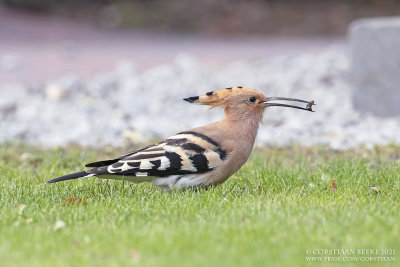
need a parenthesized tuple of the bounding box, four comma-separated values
(0, 7, 344, 85)
(350, 17, 400, 117)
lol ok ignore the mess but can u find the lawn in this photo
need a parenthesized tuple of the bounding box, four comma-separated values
(0, 144, 399, 267)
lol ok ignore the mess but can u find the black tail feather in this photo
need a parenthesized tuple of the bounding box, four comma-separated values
(46, 171, 94, 184)
(85, 159, 119, 168)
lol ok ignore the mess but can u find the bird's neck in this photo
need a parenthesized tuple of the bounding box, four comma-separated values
(221, 109, 263, 143)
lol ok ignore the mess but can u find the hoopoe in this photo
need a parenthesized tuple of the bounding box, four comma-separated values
(47, 86, 314, 191)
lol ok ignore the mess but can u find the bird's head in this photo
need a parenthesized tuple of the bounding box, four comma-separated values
(184, 86, 314, 121)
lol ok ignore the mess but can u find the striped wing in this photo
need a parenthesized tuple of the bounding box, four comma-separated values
(88, 131, 227, 177)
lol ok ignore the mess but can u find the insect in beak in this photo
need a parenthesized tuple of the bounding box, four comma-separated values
(260, 97, 315, 112)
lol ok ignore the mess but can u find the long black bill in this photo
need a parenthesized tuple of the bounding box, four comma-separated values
(262, 97, 315, 112)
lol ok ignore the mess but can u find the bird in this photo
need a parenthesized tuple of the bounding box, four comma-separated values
(47, 86, 314, 191)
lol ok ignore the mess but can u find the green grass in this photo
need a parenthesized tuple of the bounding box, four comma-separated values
(1, 143, 399, 267)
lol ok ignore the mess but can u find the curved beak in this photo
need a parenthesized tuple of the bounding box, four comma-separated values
(260, 97, 315, 112)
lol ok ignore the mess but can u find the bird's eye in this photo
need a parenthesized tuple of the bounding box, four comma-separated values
(249, 96, 256, 103)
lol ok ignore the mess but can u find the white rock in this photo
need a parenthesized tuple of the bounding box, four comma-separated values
(1, 47, 400, 148)
(45, 83, 67, 101)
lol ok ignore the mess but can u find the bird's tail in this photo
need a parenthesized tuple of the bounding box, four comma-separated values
(46, 171, 95, 184)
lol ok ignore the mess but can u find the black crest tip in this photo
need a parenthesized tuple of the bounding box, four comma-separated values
(183, 96, 199, 103)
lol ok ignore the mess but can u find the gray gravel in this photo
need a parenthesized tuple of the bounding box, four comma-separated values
(1, 48, 400, 149)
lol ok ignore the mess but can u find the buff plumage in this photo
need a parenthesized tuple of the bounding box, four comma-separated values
(47, 86, 314, 191)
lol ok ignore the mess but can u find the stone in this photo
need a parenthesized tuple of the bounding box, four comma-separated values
(349, 17, 400, 117)
(2, 48, 400, 148)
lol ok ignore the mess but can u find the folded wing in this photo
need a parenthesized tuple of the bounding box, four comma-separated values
(87, 131, 227, 178)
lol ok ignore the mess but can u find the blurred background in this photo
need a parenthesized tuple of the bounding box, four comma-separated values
(1, 0, 400, 148)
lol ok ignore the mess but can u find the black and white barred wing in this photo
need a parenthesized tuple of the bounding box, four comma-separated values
(88, 131, 227, 178)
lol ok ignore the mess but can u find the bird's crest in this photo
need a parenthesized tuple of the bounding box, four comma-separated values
(183, 86, 254, 109)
